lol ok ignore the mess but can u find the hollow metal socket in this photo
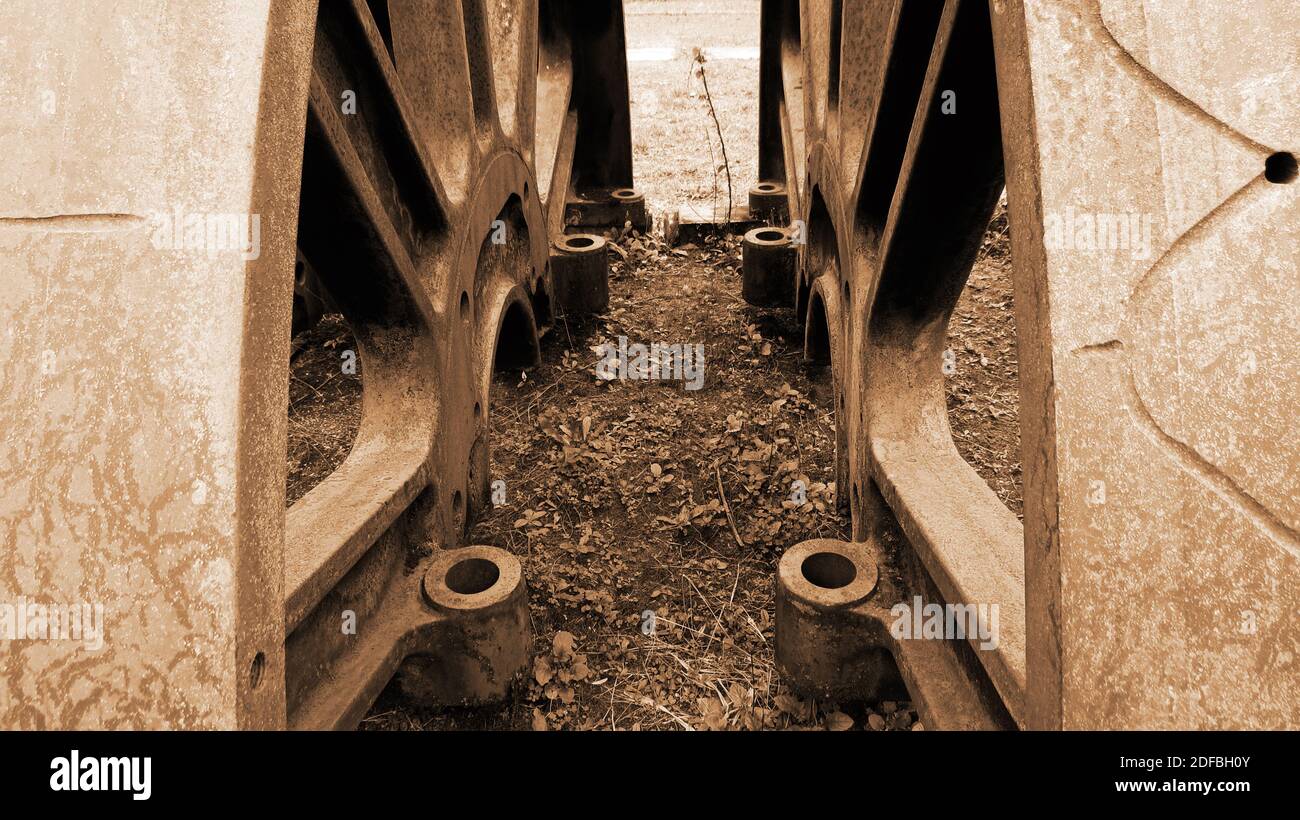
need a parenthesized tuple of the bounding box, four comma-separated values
(394, 545, 531, 707)
(609, 187, 649, 232)
(748, 182, 789, 225)
(741, 225, 796, 307)
(550, 233, 610, 316)
(775, 539, 892, 703)
(775, 538, 1015, 730)
(564, 187, 651, 233)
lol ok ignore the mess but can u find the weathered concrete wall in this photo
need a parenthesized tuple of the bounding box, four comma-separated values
(0, 1, 316, 727)
(996, 0, 1298, 728)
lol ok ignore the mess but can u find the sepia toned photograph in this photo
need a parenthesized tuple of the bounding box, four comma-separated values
(0, 0, 1293, 802)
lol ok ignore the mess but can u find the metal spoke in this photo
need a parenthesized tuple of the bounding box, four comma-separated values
(388, 0, 481, 203)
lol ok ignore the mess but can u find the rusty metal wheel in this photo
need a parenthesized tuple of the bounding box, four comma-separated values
(762, 0, 1020, 725)
(765, 0, 1300, 730)
(282, 0, 635, 728)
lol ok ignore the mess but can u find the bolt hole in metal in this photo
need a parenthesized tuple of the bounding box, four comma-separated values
(756, 183, 778, 192)
(1265, 151, 1297, 184)
(612, 187, 637, 199)
(801, 552, 857, 590)
(444, 557, 501, 595)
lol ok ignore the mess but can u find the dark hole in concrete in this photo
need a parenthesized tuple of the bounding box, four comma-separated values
(249, 651, 266, 690)
(755, 229, 785, 242)
(566, 236, 596, 249)
(1265, 152, 1297, 184)
(445, 557, 500, 595)
(802, 551, 856, 589)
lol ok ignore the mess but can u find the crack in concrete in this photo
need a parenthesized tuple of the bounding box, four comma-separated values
(0, 214, 147, 233)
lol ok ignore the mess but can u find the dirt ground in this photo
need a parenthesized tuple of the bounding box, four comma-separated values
(284, 0, 1020, 731)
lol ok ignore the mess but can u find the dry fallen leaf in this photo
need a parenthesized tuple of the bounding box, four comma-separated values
(824, 711, 854, 731)
(698, 697, 728, 731)
(533, 655, 554, 686)
(553, 630, 576, 661)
